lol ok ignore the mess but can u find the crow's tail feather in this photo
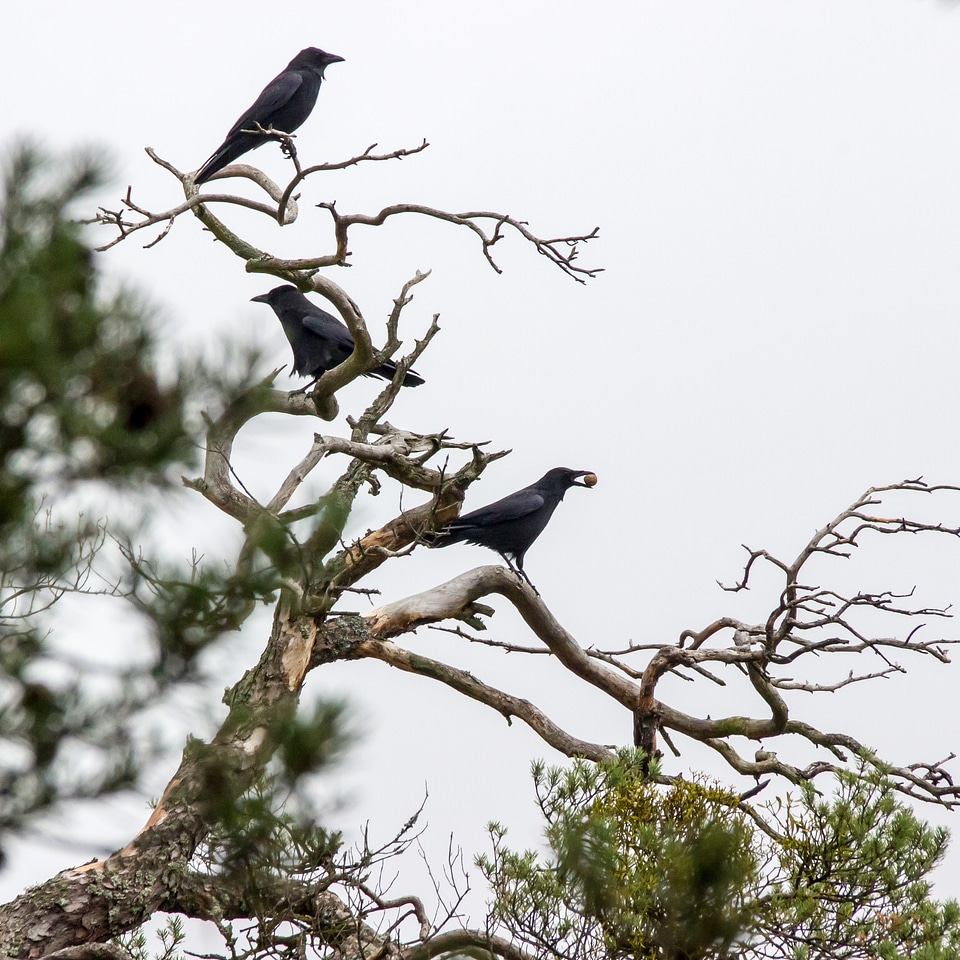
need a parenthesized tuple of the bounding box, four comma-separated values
(195, 134, 260, 185)
(421, 525, 469, 549)
(372, 360, 425, 388)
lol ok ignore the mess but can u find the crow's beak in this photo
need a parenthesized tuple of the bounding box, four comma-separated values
(572, 471, 598, 488)
(250, 293, 270, 304)
(319, 54, 344, 79)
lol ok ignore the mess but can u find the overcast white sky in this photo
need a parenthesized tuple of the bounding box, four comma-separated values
(4, 0, 960, 931)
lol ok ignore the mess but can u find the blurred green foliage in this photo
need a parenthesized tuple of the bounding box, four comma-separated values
(0, 143, 200, 859)
(478, 751, 960, 960)
(0, 144, 344, 863)
(0, 144, 191, 530)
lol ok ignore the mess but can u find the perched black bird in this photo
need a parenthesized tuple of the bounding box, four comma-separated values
(194, 47, 344, 185)
(428, 468, 596, 590)
(251, 285, 424, 388)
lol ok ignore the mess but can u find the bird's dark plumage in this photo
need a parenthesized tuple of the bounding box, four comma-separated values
(428, 468, 595, 589)
(195, 47, 344, 185)
(251, 285, 424, 387)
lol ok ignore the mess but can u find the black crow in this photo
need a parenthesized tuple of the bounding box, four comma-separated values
(251, 285, 424, 388)
(195, 47, 344, 185)
(428, 468, 596, 589)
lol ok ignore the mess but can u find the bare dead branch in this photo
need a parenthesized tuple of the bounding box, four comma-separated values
(719, 548, 789, 593)
(86, 146, 600, 286)
(679, 617, 743, 648)
(83, 150, 300, 251)
(317, 200, 601, 283)
(264, 436, 331, 515)
(277, 139, 431, 222)
(364, 565, 638, 705)
(356, 882, 431, 941)
(770, 667, 902, 691)
(181, 371, 337, 525)
(353, 634, 611, 762)
(404, 930, 537, 960)
(908, 753, 956, 787)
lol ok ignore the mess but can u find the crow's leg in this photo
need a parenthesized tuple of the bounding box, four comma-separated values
(288, 375, 320, 396)
(505, 556, 540, 597)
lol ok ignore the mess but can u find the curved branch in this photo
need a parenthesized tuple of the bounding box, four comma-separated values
(365, 565, 639, 708)
(404, 930, 537, 960)
(182, 372, 340, 525)
(86, 148, 601, 284)
(84, 149, 300, 251)
(354, 635, 611, 761)
(277, 138, 431, 222)
(317, 201, 601, 283)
